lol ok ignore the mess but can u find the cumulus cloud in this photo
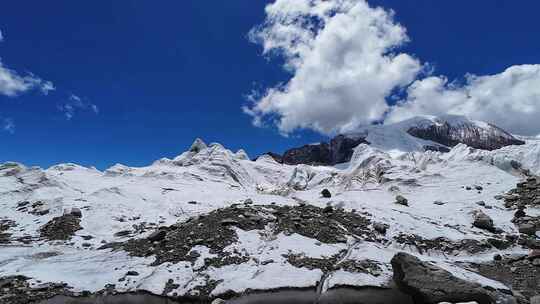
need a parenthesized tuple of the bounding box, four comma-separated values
(387, 65, 540, 135)
(58, 94, 99, 120)
(244, 0, 422, 135)
(246, 0, 540, 136)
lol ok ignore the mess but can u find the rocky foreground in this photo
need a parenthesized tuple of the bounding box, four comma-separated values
(1, 134, 540, 303)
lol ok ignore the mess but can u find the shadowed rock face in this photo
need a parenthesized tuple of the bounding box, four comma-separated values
(279, 135, 369, 166)
(391, 252, 513, 304)
(407, 121, 525, 151)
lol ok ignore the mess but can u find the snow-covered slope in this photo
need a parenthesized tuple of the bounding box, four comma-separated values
(269, 115, 525, 166)
(351, 114, 525, 154)
(1, 137, 539, 302)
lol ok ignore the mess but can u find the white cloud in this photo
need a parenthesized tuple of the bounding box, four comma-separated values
(58, 94, 99, 120)
(246, 0, 540, 136)
(0, 60, 55, 97)
(0, 29, 54, 97)
(387, 65, 540, 135)
(2, 117, 15, 134)
(245, 0, 422, 135)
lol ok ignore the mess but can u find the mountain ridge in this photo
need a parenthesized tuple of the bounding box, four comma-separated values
(263, 115, 525, 166)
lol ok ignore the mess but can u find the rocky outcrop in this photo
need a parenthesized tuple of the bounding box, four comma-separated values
(276, 135, 369, 166)
(282, 142, 332, 165)
(406, 117, 525, 151)
(39, 214, 82, 241)
(391, 252, 514, 304)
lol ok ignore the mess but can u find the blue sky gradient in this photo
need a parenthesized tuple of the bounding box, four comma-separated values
(1, 1, 539, 169)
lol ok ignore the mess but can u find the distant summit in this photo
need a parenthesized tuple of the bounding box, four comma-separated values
(262, 115, 525, 165)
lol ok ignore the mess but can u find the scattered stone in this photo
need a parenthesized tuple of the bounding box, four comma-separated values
(475, 185, 483, 191)
(395, 195, 409, 206)
(472, 210, 495, 232)
(529, 250, 540, 260)
(125, 271, 139, 276)
(476, 201, 486, 206)
(69, 208, 82, 218)
(321, 189, 331, 198)
(373, 222, 389, 234)
(514, 208, 526, 219)
(187, 201, 197, 205)
(518, 223, 537, 236)
(433, 200, 445, 205)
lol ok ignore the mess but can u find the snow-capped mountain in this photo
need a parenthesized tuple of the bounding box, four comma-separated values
(1, 128, 540, 303)
(269, 115, 525, 166)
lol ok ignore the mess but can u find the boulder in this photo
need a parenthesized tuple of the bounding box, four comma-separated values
(518, 223, 537, 236)
(391, 252, 513, 304)
(472, 210, 495, 232)
(373, 222, 389, 234)
(70, 208, 82, 218)
(321, 189, 332, 198)
(395, 195, 409, 206)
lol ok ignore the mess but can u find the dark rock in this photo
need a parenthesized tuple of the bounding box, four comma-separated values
(476, 201, 486, 206)
(373, 222, 388, 234)
(277, 134, 369, 165)
(40, 214, 82, 241)
(475, 185, 484, 191)
(493, 254, 502, 261)
(423, 145, 451, 153)
(514, 208, 526, 219)
(70, 208, 82, 218)
(187, 201, 197, 205)
(472, 210, 495, 232)
(529, 250, 540, 260)
(125, 271, 139, 276)
(391, 252, 511, 304)
(518, 223, 537, 236)
(395, 195, 409, 206)
(321, 189, 332, 198)
(147, 229, 167, 242)
(114, 230, 131, 237)
(322, 206, 333, 213)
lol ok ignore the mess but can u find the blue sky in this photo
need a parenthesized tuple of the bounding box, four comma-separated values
(1, 1, 540, 169)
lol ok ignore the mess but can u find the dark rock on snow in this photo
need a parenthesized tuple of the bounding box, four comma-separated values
(472, 210, 496, 232)
(395, 195, 409, 206)
(391, 252, 514, 304)
(321, 189, 332, 198)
